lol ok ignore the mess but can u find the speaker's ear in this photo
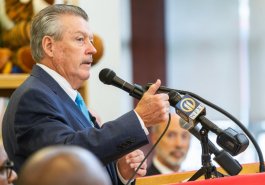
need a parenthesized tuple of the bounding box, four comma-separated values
(42, 35, 54, 58)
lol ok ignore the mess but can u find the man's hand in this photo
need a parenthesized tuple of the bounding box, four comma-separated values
(134, 79, 170, 127)
(117, 149, 147, 180)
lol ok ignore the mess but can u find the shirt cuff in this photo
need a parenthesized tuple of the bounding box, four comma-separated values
(133, 110, 149, 135)
(116, 163, 134, 185)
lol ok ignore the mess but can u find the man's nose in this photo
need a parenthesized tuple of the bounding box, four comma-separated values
(86, 41, 97, 55)
(175, 136, 185, 147)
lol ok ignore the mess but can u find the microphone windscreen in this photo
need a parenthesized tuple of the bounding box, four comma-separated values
(99, 68, 116, 84)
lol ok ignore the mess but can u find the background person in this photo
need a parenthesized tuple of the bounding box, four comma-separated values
(2, 4, 170, 185)
(0, 140, 17, 185)
(147, 113, 191, 176)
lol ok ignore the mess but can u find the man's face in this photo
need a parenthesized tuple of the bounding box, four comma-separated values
(151, 114, 191, 171)
(50, 14, 96, 89)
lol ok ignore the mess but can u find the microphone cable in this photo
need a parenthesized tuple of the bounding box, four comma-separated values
(125, 113, 171, 185)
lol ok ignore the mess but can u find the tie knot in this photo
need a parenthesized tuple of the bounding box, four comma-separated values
(75, 92, 94, 127)
(75, 93, 84, 105)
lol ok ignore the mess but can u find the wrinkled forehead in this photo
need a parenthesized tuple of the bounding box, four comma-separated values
(58, 14, 93, 37)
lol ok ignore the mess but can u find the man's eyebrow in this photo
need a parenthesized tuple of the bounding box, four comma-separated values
(73, 31, 88, 35)
(73, 31, 93, 39)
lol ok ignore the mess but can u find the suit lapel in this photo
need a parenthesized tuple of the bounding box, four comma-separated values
(31, 65, 119, 184)
(30, 65, 92, 128)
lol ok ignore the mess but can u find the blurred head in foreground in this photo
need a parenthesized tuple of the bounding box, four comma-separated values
(17, 145, 111, 185)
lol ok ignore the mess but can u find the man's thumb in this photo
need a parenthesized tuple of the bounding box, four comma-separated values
(146, 79, 161, 95)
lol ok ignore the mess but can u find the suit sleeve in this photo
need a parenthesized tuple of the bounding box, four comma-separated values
(14, 88, 149, 165)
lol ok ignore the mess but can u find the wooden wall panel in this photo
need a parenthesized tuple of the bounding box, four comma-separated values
(131, 0, 166, 97)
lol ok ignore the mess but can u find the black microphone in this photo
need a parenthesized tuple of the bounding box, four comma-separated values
(99, 68, 144, 99)
(99, 68, 183, 105)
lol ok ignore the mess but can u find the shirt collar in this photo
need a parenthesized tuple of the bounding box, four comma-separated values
(37, 63, 77, 101)
(153, 156, 183, 174)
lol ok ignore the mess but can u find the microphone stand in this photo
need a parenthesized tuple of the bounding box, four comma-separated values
(188, 127, 224, 181)
(189, 126, 242, 176)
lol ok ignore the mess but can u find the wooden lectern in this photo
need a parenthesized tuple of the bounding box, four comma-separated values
(136, 162, 262, 185)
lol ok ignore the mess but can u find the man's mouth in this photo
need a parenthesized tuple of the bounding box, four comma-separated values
(81, 60, 92, 65)
(170, 150, 185, 158)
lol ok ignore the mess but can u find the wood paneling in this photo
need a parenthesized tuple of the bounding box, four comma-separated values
(131, 0, 166, 99)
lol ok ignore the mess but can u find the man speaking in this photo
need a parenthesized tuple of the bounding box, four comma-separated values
(2, 4, 170, 185)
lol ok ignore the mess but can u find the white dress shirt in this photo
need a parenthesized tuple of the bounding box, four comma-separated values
(153, 156, 184, 174)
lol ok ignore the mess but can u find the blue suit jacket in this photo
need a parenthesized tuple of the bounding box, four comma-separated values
(2, 65, 149, 185)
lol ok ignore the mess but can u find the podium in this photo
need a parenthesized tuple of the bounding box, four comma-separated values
(172, 172, 265, 185)
(136, 162, 262, 185)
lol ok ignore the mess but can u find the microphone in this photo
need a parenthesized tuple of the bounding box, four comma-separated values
(99, 68, 182, 105)
(99, 68, 144, 99)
